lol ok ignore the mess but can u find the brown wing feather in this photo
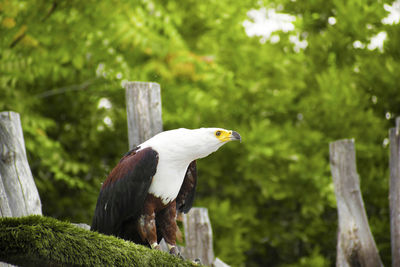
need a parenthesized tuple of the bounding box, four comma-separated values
(176, 160, 197, 213)
(91, 147, 159, 240)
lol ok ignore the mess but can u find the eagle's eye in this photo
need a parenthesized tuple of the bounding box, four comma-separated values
(215, 131, 221, 136)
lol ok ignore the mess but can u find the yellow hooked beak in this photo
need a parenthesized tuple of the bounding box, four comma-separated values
(215, 130, 241, 143)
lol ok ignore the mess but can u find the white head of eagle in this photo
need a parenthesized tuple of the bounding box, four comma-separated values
(91, 127, 241, 255)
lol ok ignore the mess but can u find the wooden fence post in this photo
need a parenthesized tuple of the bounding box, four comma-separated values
(182, 208, 215, 265)
(0, 175, 12, 217)
(329, 139, 382, 267)
(389, 117, 400, 267)
(0, 111, 42, 217)
(125, 81, 163, 149)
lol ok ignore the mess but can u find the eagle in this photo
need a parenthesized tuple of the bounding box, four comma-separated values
(91, 128, 241, 255)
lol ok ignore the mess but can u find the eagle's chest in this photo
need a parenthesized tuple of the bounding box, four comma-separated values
(148, 161, 188, 204)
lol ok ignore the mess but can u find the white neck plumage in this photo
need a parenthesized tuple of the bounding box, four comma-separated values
(137, 128, 232, 203)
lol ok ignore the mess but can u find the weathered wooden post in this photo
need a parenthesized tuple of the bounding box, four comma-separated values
(125, 81, 163, 149)
(329, 139, 382, 267)
(0, 111, 42, 217)
(182, 208, 214, 265)
(389, 117, 400, 267)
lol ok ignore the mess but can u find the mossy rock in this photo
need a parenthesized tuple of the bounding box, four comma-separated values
(0, 215, 197, 266)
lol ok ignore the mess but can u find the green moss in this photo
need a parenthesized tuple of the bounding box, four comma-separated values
(0, 215, 196, 267)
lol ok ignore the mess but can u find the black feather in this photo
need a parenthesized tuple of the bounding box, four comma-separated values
(176, 161, 197, 213)
(91, 147, 158, 242)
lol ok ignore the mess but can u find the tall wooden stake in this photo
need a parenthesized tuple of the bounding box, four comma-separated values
(125, 82, 163, 148)
(0, 111, 42, 217)
(182, 208, 215, 265)
(389, 117, 400, 267)
(330, 139, 382, 267)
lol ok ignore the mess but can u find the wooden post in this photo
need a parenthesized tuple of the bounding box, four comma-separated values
(0, 111, 42, 217)
(182, 207, 215, 266)
(0, 176, 12, 217)
(125, 81, 163, 149)
(330, 139, 382, 267)
(389, 117, 400, 267)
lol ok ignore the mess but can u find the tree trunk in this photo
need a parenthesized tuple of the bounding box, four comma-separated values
(329, 139, 382, 267)
(0, 111, 42, 217)
(125, 81, 163, 149)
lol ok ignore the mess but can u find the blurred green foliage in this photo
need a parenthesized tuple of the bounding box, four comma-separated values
(1, 0, 399, 266)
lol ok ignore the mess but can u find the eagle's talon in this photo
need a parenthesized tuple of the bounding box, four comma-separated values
(151, 242, 161, 250)
(169, 246, 183, 258)
(193, 258, 202, 265)
(169, 246, 178, 254)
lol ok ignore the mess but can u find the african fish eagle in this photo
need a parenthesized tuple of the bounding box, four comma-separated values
(91, 128, 241, 255)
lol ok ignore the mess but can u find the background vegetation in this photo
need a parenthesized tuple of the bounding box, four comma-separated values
(1, 0, 399, 266)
